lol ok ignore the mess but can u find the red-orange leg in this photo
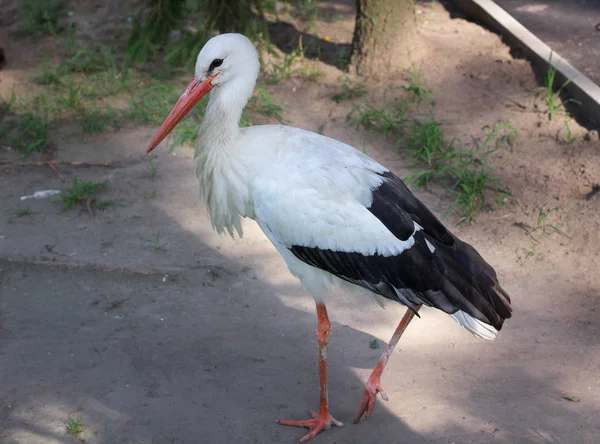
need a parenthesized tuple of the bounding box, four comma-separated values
(278, 302, 343, 443)
(354, 305, 421, 423)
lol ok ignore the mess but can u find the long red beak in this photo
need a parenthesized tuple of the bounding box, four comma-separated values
(146, 73, 219, 153)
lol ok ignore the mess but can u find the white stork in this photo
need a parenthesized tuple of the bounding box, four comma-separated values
(146, 33, 512, 443)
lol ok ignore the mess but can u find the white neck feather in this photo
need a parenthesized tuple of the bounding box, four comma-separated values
(193, 77, 256, 237)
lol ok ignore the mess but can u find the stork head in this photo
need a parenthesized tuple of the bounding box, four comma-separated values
(195, 33, 259, 88)
(146, 33, 260, 153)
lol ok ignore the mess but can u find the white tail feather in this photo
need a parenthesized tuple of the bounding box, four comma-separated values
(451, 310, 498, 340)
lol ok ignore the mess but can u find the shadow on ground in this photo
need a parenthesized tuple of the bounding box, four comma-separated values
(268, 21, 352, 70)
(1, 194, 598, 442)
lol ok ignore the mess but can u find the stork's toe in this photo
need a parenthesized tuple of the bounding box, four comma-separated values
(354, 377, 388, 423)
(278, 409, 343, 443)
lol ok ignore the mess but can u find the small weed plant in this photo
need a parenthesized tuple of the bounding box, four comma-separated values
(64, 415, 84, 439)
(518, 204, 569, 259)
(264, 46, 303, 84)
(18, 0, 66, 37)
(348, 92, 410, 139)
(563, 120, 576, 144)
(332, 77, 367, 102)
(531, 205, 569, 245)
(143, 155, 158, 178)
(59, 178, 109, 212)
(401, 59, 434, 101)
(541, 53, 580, 120)
(0, 112, 50, 157)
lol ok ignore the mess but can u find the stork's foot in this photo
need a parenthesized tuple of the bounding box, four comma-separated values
(353, 373, 388, 423)
(278, 409, 343, 443)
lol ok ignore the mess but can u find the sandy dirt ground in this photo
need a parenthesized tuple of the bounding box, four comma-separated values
(1, 1, 600, 443)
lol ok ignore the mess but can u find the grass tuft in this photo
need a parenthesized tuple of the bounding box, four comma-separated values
(80, 106, 122, 133)
(401, 59, 434, 101)
(263, 47, 302, 84)
(148, 231, 163, 250)
(64, 415, 84, 439)
(143, 155, 158, 178)
(0, 113, 51, 157)
(402, 119, 517, 222)
(348, 92, 410, 139)
(125, 81, 179, 126)
(518, 204, 569, 259)
(18, 0, 66, 37)
(348, 83, 518, 222)
(531, 205, 569, 245)
(245, 86, 286, 125)
(541, 53, 580, 120)
(563, 120, 575, 144)
(332, 77, 367, 102)
(59, 178, 109, 212)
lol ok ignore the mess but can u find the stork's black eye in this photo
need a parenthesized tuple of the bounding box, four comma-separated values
(208, 58, 223, 72)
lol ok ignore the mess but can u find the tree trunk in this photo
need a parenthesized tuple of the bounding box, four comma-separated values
(350, 0, 416, 78)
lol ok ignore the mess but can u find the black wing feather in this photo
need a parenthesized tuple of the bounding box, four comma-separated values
(289, 171, 512, 330)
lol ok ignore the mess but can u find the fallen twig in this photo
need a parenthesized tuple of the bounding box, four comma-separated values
(0, 160, 119, 168)
(1, 257, 188, 276)
(47, 162, 66, 181)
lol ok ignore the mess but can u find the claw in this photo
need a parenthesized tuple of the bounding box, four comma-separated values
(278, 409, 343, 443)
(353, 376, 388, 423)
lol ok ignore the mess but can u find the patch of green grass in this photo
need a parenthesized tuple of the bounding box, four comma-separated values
(95, 199, 116, 210)
(531, 204, 569, 245)
(335, 47, 350, 68)
(332, 77, 367, 102)
(0, 113, 50, 157)
(349, 86, 517, 221)
(172, 122, 200, 148)
(0, 91, 17, 115)
(541, 53, 580, 120)
(33, 51, 127, 103)
(348, 92, 410, 139)
(12, 41, 130, 138)
(481, 121, 519, 152)
(448, 153, 505, 222)
(246, 86, 286, 124)
(58, 82, 85, 112)
(143, 155, 158, 178)
(298, 62, 323, 82)
(401, 116, 454, 185)
(401, 58, 434, 101)
(64, 415, 84, 439)
(8, 206, 32, 223)
(518, 204, 569, 259)
(448, 123, 517, 222)
(264, 47, 302, 84)
(163, 31, 211, 71)
(16, 89, 57, 117)
(170, 95, 209, 149)
(295, 0, 319, 29)
(15, 207, 32, 217)
(520, 240, 537, 259)
(563, 120, 575, 144)
(404, 121, 517, 222)
(149, 231, 163, 250)
(59, 178, 108, 211)
(80, 106, 122, 133)
(62, 43, 117, 75)
(125, 81, 179, 126)
(18, 0, 66, 37)
(29, 41, 129, 118)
